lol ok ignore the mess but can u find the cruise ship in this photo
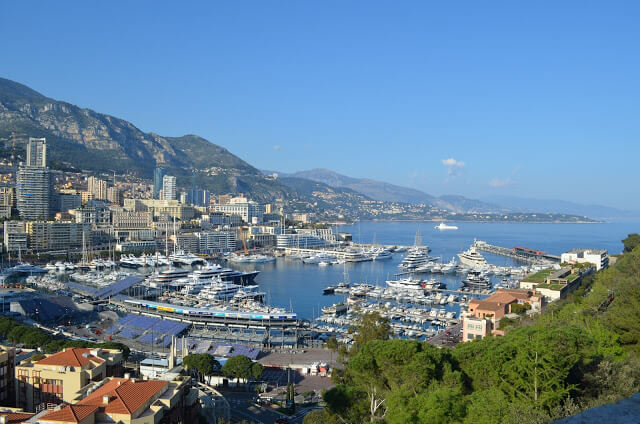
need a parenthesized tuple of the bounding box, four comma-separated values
(457, 246, 488, 269)
(461, 271, 492, 290)
(398, 247, 431, 270)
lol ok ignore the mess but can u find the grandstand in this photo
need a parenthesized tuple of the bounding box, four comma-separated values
(106, 313, 189, 347)
(187, 338, 261, 360)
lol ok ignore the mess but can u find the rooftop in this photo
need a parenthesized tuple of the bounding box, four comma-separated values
(77, 378, 168, 416)
(0, 412, 34, 424)
(35, 348, 105, 367)
(39, 405, 98, 423)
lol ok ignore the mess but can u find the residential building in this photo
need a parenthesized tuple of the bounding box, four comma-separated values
(25, 138, 46, 168)
(123, 199, 195, 220)
(162, 175, 177, 201)
(3, 221, 27, 254)
(87, 177, 107, 200)
(197, 231, 236, 254)
(106, 186, 121, 205)
(16, 167, 52, 220)
(292, 213, 309, 223)
(216, 194, 231, 205)
(55, 194, 81, 214)
(519, 267, 592, 301)
(25, 221, 86, 252)
(561, 248, 609, 271)
(276, 232, 336, 249)
(80, 191, 94, 205)
(463, 289, 542, 342)
(37, 376, 198, 424)
(115, 240, 157, 252)
(70, 206, 111, 227)
(185, 189, 210, 207)
(0, 346, 17, 406)
(15, 347, 123, 412)
(153, 166, 166, 200)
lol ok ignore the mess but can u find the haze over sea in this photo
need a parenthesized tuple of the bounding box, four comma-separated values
(232, 221, 639, 319)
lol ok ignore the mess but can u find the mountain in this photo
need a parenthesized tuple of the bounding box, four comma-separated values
(279, 168, 502, 213)
(0, 77, 291, 201)
(482, 195, 639, 220)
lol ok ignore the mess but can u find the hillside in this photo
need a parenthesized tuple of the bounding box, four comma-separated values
(0, 77, 290, 201)
(287, 168, 503, 213)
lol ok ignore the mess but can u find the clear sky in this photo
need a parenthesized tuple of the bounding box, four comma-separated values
(2, 1, 639, 209)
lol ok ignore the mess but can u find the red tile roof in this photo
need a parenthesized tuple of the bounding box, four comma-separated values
(0, 412, 34, 424)
(78, 378, 168, 416)
(39, 405, 98, 423)
(36, 348, 105, 367)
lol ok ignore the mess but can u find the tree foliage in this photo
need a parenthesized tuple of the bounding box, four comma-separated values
(183, 353, 220, 383)
(321, 238, 640, 423)
(221, 355, 259, 383)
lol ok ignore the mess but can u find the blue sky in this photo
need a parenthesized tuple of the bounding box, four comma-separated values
(2, 1, 639, 209)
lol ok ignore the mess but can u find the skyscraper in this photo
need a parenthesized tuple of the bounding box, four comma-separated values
(153, 166, 166, 199)
(162, 175, 177, 201)
(26, 137, 47, 167)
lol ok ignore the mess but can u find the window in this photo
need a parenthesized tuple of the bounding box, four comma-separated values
(467, 334, 474, 340)
(475, 325, 483, 330)
(467, 324, 474, 330)
(476, 334, 483, 339)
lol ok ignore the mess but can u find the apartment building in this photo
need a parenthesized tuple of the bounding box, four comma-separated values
(15, 348, 123, 412)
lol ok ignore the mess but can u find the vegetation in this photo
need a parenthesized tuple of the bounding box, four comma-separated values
(183, 353, 220, 383)
(221, 355, 264, 383)
(0, 317, 130, 359)
(309, 240, 640, 423)
(622, 233, 640, 253)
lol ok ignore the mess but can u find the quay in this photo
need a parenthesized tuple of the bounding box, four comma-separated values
(473, 240, 560, 264)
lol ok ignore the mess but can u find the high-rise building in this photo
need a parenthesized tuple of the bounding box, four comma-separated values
(87, 176, 107, 200)
(153, 166, 166, 199)
(26, 137, 47, 168)
(16, 167, 52, 220)
(17, 137, 53, 220)
(107, 186, 121, 205)
(162, 175, 177, 201)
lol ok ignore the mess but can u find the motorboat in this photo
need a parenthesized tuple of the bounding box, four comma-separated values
(434, 222, 459, 231)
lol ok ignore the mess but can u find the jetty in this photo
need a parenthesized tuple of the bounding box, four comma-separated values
(473, 240, 560, 264)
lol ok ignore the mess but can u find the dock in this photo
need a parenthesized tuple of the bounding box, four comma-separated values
(473, 240, 560, 264)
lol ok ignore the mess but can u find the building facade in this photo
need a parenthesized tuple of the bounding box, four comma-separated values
(25, 221, 86, 252)
(153, 166, 166, 200)
(26, 138, 47, 168)
(87, 177, 107, 200)
(162, 175, 177, 201)
(16, 167, 52, 220)
(561, 249, 609, 271)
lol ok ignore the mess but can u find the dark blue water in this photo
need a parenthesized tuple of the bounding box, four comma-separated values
(232, 222, 639, 319)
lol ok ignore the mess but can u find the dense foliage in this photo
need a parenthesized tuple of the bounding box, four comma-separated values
(183, 353, 220, 383)
(0, 317, 130, 359)
(307, 241, 640, 423)
(221, 355, 264, 383)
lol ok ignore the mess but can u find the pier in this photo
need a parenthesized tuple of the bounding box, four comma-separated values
(473, 240, 560, 264)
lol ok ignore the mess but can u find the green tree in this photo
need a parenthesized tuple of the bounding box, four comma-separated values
(221, 355, 254, 384)
(622, 233, 640, 253)
(183, 353, 220, 383)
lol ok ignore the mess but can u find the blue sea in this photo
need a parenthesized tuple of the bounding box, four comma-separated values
(229, 221, 639, 320)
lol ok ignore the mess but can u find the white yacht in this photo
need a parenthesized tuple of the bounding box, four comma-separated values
(386, 278, 424, 292)
(302, 252, 336, 264)
(457, 246, 488, 269)
(150, 269, 190, 287)
(200, 281, 242, 300)
(399, 247, 430, 270)
(441, 258, 458, 274)
(434, 222, 459, 231)
(369, 247, 393, 261)
(170, 250, 205, 266)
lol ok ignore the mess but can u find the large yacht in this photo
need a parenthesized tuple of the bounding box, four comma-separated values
(149, 268, 190, 287)
(461, 271, 492, 290)
(369, 247, 393, 261)
(457, 246, 488, 269)
(170, 250, 206, 266)
(398, 247, 431, 270)
(302, 252, 336, 264)
(190, 264, 260, 286)
(200, 281, 242, 300)
(386, 277, 425, 292)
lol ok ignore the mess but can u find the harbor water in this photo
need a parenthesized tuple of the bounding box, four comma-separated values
(231, 221, 638, 319)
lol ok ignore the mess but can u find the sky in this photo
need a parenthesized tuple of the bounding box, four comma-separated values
(1, 1, 639, 209)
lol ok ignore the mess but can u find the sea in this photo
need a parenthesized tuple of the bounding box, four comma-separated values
(229, 221, 640, 320)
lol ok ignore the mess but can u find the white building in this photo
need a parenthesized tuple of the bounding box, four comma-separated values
(88, 176, 107, 200)
(211, 196, 262, 224)
(561, 249, 609, 271)
(162, 175, 177, 201)
(197, 231, 236, 254)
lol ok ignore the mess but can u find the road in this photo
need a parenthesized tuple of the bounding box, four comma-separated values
(223, 390, 318, 424)
(427, 322, 462, 347)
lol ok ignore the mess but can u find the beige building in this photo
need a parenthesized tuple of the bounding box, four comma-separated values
(87, 177, 107, 200)
(123, 199, 195, 221)
(0, 346, 17, 407)
(16, 348, 123, 412)
(25, 222, 86, 252)
(37, 376, 197, 424)
(3, 221, 27, 254)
